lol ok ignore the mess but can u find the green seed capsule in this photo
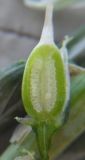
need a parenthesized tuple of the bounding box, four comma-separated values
(22, 43, 69, 122)
(22, 3, 70, 125)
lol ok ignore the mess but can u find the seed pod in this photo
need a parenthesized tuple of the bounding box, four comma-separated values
(22, 3, 70, 125)
(22, 43, 69, 123)
(21, 4, 70, 160)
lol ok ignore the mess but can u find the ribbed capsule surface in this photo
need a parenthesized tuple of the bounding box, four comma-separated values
(22, 44, 68, 120)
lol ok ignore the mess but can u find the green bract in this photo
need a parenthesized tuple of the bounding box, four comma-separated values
(22, 43, 69, 123)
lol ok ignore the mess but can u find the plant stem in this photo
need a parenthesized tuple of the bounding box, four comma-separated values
(33, 123, 49, 160)
(32, 3, 54, 159)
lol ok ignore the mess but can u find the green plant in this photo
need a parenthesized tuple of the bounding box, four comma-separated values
(17, 3, 71, 160)
(0, 1, 85, 160)
(0, 34, 85, 159)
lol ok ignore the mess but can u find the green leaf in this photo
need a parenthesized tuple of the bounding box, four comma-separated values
(1, 65, 85, 160)
(0, 61, 25, 132)
(67, 27, 85, 67)
(49, 71, 85, 160)
(0, 25, 84, 132)
(0, 25, 85, 159)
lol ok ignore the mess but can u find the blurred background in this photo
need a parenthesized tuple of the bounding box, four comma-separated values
(0, 0, 85, 68)
(0, 0, 85, 160)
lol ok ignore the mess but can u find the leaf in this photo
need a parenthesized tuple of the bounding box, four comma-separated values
(49, 71, 85, 160)
(0, 25, 84, 132)
(1, 65, 85, 160)
(0, 25, 85, 159)
(67, 27, 85, 67)
(0, 61, 25, 132)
